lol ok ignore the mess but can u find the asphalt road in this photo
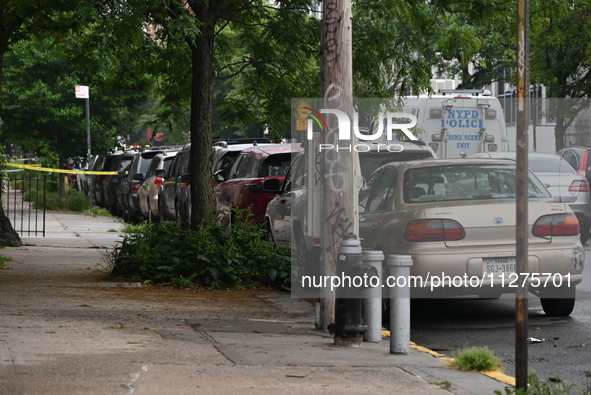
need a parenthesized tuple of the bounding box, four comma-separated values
(409, 242, 591, 391)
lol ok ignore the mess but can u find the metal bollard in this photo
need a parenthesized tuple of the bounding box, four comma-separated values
(327, 233, 378, 346)
(387, 255, 413, 354)
(362, 250, 384, 343)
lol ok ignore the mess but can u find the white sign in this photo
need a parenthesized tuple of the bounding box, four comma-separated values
(75, 85, 89, 99)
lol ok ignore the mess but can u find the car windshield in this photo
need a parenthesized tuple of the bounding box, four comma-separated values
(405, 164, 550, 202)
(528, 156, 576, 174)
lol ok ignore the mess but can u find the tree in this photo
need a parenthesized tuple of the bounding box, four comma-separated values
(2, 37, 151, 169)
(141, 0, 321, 228)
(0, 0, 81, 245)
(529, 0, 591, 151)
(420, 0, 516, 90)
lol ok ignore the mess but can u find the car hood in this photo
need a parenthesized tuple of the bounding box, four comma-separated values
(419, 200, 570, 248)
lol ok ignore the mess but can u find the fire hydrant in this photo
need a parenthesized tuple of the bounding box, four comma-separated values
(328, 233, 378, 346)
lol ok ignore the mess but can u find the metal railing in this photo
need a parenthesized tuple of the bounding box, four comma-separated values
(2, 175, 46, 237)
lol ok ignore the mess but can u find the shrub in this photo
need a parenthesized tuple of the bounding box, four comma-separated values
(42, 189, 90, 211)
(105, 209, 291, 290)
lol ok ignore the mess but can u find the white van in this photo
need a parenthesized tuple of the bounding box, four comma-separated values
(401, 89, 511, 158)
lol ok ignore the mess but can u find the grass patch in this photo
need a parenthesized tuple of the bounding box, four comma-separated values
(431, 381, 452, 390)
(496, 370, 591, 395)
(84, 206, 114, 218)
(449, 346, 502, 372)
(0, 255, 12, 268)
(121, 221, 151, 234)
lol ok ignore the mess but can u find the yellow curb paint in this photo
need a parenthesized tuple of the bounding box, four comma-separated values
(481, 370, 516, 386)
(382, 330, 515, 386)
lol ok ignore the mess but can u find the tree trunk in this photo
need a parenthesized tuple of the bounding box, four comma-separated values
(188, 2, 216, 229)
(554, 115, 566, 152)
(0, 186, 21, 247)
(0, 51, 21, 246)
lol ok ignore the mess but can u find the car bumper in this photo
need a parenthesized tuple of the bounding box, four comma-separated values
(382, 242, 584, 298)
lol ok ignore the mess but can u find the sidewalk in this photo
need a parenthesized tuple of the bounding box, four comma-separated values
(0, 211, 513, 394)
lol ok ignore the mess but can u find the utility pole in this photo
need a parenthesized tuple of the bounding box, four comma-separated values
(515, 0, 530, 390)
(318, 0, 355, 329)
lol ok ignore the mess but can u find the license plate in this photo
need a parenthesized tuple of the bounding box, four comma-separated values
(483, 257, 517, 275)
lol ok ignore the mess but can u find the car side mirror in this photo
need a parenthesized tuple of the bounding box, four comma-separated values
(213, 169, 226, 185)
(180, 173, 191, 183)
(155, 169, 167, 179)
(262, 178, 282, 193)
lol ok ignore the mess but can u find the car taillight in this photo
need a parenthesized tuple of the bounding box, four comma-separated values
(580, 151, 589, 175)
(403, 219, 465, 242)
(533, 214, 579, 237)
(131, 180, 141, 193)
(154, 177, 163, 189)
(568, 179, 589, 193)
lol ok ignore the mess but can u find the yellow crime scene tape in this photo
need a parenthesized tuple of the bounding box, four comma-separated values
(4, 163, 118, 175)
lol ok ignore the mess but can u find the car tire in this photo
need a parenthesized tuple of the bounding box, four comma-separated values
(540, 287, 576, 317)
(158, 198, 166, 222)
(580, 224, 589, 245)
(264, 221, 274, 243)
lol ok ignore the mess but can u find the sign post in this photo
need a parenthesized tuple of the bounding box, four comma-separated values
(75, 85, 92, 207)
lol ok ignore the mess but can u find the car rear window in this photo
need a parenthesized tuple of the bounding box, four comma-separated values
(139, 152, 161, 173)
(359, 150, 433, 179)
(529, 156, 576, 174)
(260, 153, 291, 177)
(405, 164, 550, 202)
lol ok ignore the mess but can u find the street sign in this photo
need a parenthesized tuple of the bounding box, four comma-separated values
(75, 85, 89, 99)
(154, 131, 164, 141)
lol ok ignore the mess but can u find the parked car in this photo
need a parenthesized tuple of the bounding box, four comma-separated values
(211, 141, 273, 186)
(358, 158, 584, 316)
(557, 146, 591, 187)
(156, 144, 192, 223)
(103, 152, 134, 215)
(90, 155, 108, 207)
(471, 152, 591, 244)
(138, 150, 179, 221)
(214, 144, 298, 226)
(263, 141, 438, 277)
(116, 149, 164, 223)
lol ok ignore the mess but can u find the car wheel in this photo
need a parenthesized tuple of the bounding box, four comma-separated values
(293, 229, 320, 280)
(540, 287, 576, 317)
(580, 224, 589, 245)
(263, 221, 274, 243)
(158, 198, 166, 222)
